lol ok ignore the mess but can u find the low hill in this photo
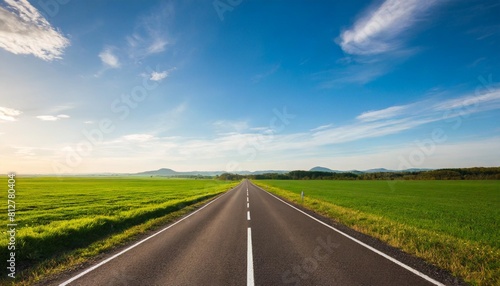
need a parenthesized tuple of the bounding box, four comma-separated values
(310, 166, 338, 172)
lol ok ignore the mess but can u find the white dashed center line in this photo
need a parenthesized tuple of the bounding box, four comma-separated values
(247, 227, 254, 286)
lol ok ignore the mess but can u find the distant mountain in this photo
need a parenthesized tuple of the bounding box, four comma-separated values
(310, 167, 367, 174)
(363, 168, 392, 173)
(136, 168, 178, 176)
(309, 166, 340, 173)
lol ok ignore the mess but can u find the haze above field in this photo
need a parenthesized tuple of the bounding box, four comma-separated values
(1, 0, 499, 174)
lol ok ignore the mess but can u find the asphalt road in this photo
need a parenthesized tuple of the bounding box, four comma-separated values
(56, 180, 445, 286)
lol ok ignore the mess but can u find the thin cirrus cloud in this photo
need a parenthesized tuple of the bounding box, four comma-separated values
(0, 106, 22, 122)
(96, 5, 172, 75)
(317, 61, 391, 87)
(0, 0, 69, 61)
(310, 124, 334, 132)
(357, 105, 409, 122)
(309, 87, 500, 147)
(98, 47, 121, 68)
(200, 87, 500, 155)
(338, 0, 441, 56)
(127, 31, 169, 58)
(126, 3, 173, 59)
(36, 114, 70, 121)
(432, 89, 500, 112)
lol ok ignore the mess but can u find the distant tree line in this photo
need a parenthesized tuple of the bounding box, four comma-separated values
(216, 173, 247, 181)
(148, 175, 214, 179)
(216, 167, 500, 180)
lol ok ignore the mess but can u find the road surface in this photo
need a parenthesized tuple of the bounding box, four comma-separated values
(56, 180, 445, 286)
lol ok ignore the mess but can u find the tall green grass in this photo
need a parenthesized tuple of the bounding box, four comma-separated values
(0, 177, 237, 285)
(253, 180, 500, 286)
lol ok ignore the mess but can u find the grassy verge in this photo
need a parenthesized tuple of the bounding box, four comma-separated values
(0, 177, 238, 285)
(252, 180, 499, 286)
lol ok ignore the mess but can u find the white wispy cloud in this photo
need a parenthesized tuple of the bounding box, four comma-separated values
(98, 47, 120, 68)
(150, 71, 168, 81)
(126, 3, 173, 59)
(0, 106, 22, 122)
(432, 89, 500, 112)
(127, 32, 169, 58)
(317, 62, 391, 86)
(357, 105, 408, 122)
(36, 116, 57, 121)
(146, 37, 168, 55)
(308, 118, 434, 147)
(36, 114, 70, 121)
(339, 0, 440, 55)
(141, 67, 176, 81)
(305, 88, 500, 147)
(93, 3, 174, 76)
(310, 124, 333, 132)
(0, 0, 69, 61)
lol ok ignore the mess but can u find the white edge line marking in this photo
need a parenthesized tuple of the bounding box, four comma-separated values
(252, 183, 445, 286)
(247, 227, 255, 286)
(247, 211, 251, 220)
(59, 185, 240, 286)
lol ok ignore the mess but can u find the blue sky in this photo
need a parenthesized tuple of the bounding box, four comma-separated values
(1, 0, 499, 174)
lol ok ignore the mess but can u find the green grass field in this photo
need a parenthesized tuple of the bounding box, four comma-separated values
(253, 180, 500, 286)
(1, 177, 237, 285)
